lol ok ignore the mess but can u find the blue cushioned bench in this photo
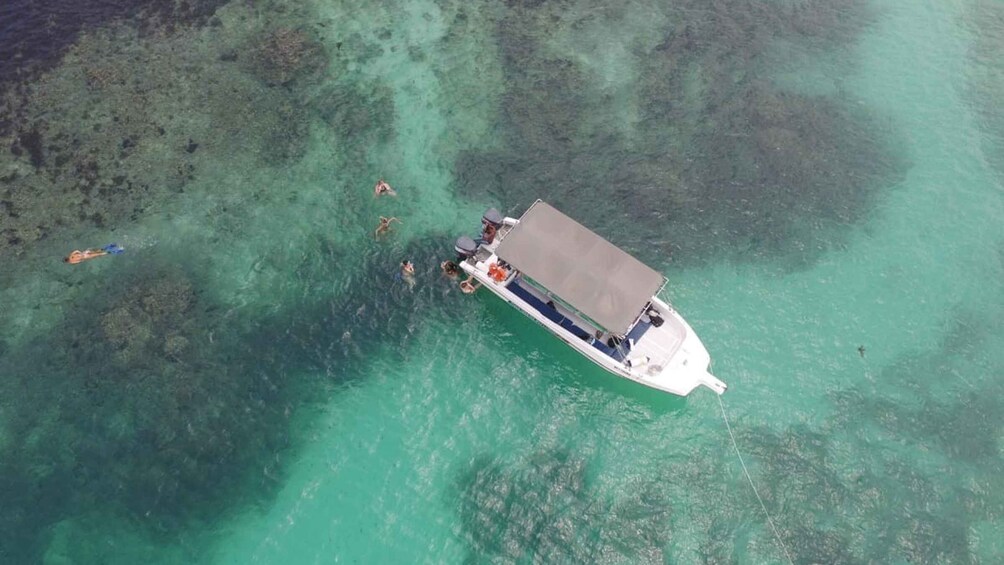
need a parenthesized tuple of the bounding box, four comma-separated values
(627, 320, 650, 343)
(507, 279, 633, 359)
(507, 280, 592, 340)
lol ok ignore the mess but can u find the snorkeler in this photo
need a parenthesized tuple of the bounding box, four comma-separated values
(375, 216, 401, 238)
(440, 260, 460, 279)
(374, 179, 396, 196)
(401, 260, 416, 277)
(396, 260, 416, 289)
(459, 275, 480, 294)
(63, 243, 125, 264)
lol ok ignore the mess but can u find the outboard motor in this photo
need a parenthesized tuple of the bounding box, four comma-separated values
(455, 235, 478, 261)
(482, 207, 503, 229)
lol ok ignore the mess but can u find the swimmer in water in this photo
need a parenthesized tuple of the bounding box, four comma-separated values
(63, 243, 124, 264)
(64, 249, 107, 264)
(460, 275, 480, 294)
(375, 216, 401, 238)
(441, 260, 460, 279)
(399, 260, 416, 289)
(374, 179, 396, 197)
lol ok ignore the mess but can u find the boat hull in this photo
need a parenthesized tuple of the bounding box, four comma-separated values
(461, 262, 727, 397)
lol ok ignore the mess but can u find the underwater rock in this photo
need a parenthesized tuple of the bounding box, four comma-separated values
(314, 80, 396, 165)
(251, 27, 326, 87)
(456, 449, 672, 563)
(163, 333, 189, 359)
(98, 275, 195, 365)
(16, 127, 45, 168)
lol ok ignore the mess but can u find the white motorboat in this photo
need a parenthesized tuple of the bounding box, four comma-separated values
(454, 200, 726, 397)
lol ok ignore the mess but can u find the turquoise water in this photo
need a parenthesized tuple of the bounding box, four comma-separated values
(1, 0, 1002, 563)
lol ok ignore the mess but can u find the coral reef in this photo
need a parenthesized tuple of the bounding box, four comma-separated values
(456, 450, 672, 563)
(100, 277, 195, 364)
(0, 15, 317, 258)
(0, 0, 228, 89)
(453, 0, 902, 268)
(250, 27, 327, 87)
(313, 79, 396, 166)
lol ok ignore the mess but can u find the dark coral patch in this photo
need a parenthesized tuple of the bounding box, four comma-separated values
(454, 0, 901, 268)
(455, 450, 672, 563)
(248, 27, 327, 87)
(16, 127, 46, 168)
(0, 0, 229, 88)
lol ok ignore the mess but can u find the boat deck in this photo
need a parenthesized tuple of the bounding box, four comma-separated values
(626, 315, 685, 374)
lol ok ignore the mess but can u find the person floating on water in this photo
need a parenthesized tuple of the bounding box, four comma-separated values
(375, 216, 401, 238)
(401, 260, 415, 277)
(374, 179, 396, 197)
(397, 260, 416, 289)
(441, 260, 459, 279)
(63, 243, 124, 264)
(460, 275, 480, 294)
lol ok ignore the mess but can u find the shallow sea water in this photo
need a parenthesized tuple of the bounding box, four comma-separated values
(1, 0, 1002, 563)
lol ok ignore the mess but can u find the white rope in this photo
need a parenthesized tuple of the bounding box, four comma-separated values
(717, 394, 795, 565)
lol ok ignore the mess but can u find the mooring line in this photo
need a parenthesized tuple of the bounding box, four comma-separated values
(717, 394, 795, 565)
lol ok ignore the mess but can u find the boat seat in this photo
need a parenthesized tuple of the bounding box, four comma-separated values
(507, 280, 591, 340)
(591, 338, 628, 362)
(627, 320, 651, 343)
(505, 282, 635, 362)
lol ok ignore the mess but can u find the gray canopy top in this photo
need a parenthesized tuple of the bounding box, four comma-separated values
(495, 201, 665, 334)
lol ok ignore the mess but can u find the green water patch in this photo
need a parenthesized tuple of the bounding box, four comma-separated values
(206, 287, 703, 564)
(963, 0, 1004, 184)
(828, 305, 1004, 467)
(40, 510, 191, 565)
(453, 0, 905, 269)
(204, 255, 1003, 564)
(683, 283, 1004, 564)
(455, 449, 673, 564)
(0, 232, 463, 562)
